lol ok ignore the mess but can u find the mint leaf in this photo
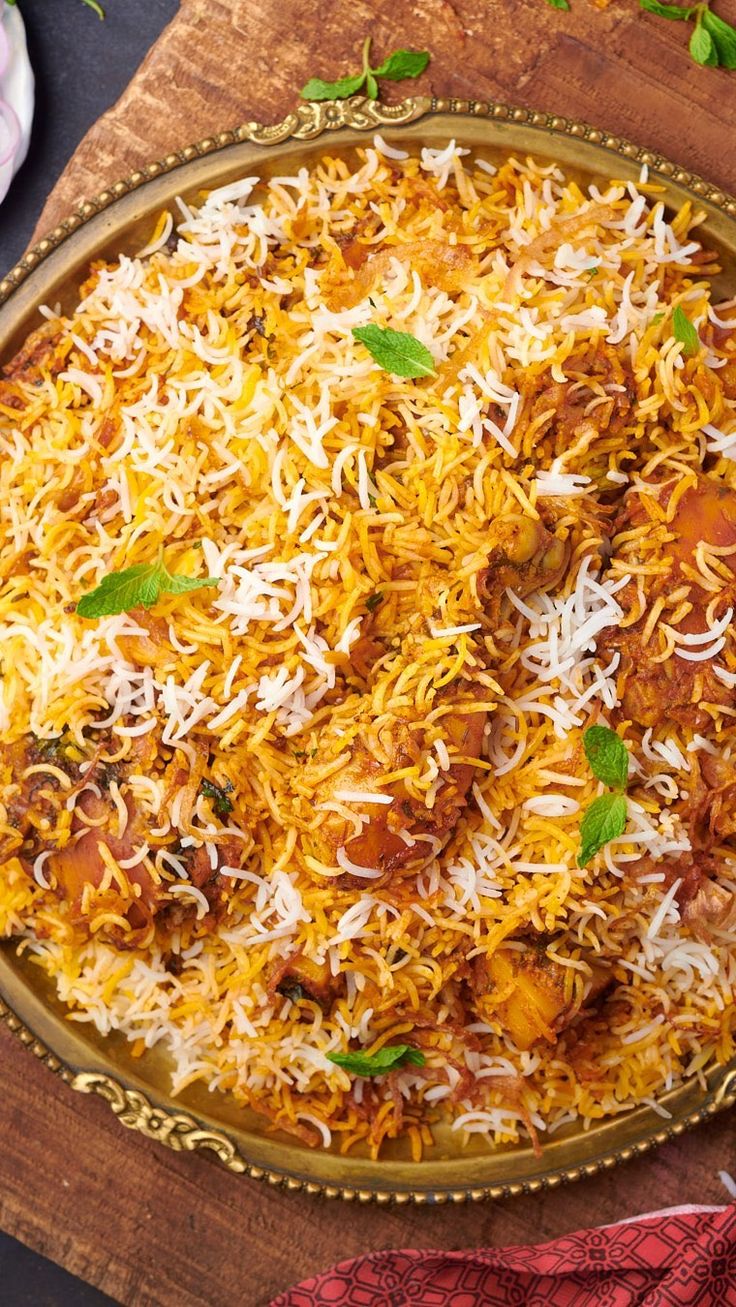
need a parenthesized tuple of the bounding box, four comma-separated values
(583, 725, 629, 792)
(702, 9, 736, 67)
(690, 22, 717, 64)
(328, 1044, 425, 1076)
(77, 555, 218, 618)
(300, 72, 366, 101)
(371, 49, 430, 79)
(639, 0, 695, 18)
(352, 324, 435, 378)
(160, 571, 219, 596)
(578, 793, 628, 868)
(365, 72, 379, 100)
(672, 304, 701, 357)
(545, 0, 571, 8)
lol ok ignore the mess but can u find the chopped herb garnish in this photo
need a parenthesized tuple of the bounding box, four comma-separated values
(585, 266, 600, 280)
(328, 1044, 425, 1076)
(301, 37, 429, 101)
(200, 778, 234, 818)
(352, 324, 435, 379)
(672, 304, 701, 357)
(77, 550, 219, 619)
(365, 592, 384, 612)
(578, 725, 630, 867)
(545, 0, 571, 9)
(639, 0, 736, 68)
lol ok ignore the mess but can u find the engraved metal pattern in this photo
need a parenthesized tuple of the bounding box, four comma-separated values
(73, 1072, 247, 1172)
(1, 969, 735, 1200)
(3, 94, 735, 304)
(1, 94, 735, 1201)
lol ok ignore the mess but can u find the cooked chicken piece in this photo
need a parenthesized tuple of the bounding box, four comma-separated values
(683, 880, 736, 942)
(632, 846, 736, 944)
(0, 731, 240, 945)
(116, 612, 174, 668)
(721, 356, 736, 399)
(307, 691, 487, 881)
(270, 952, 345, 1009)
(519, 342, 635, 456)
(2, 320, 65, 384)
(0, 733, 85, 862)
(327, 239, 475, 311)
(470, 946, 608, 1051)
(48, 789, 156, 933)
(690, 753, 736, 844)
(714, 326, 736, 399)
(599, 474, 736, 728)
(636, 849, 720, 906)
(478, 514, 569, 622)
(49, 790, 241, 944)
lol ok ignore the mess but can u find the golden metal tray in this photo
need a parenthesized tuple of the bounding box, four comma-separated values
(1, 95, 735, 1202)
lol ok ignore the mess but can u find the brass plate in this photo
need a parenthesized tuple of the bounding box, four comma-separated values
(1, 95, 735, 1202)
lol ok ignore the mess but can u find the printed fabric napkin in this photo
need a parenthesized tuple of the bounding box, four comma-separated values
(270, 1203, 736, 1306)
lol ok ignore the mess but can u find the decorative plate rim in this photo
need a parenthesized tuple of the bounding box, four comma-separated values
(1, 92, 735, 1202)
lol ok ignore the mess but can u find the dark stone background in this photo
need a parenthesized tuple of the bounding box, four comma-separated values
(0, 3, 175, 1301)
(0, 0, 177, 273)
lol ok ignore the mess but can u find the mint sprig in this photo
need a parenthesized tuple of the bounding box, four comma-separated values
(578, 725, 630, 868)
(77, 550, 219, 619)
(352, 324, 435, 379)
(639, 1, 736, 68)
(328, 1044, 426, 1076)
(301, 37, 430, 102)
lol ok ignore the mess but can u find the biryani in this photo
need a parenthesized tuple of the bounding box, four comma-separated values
(1, 137, 735, 1160)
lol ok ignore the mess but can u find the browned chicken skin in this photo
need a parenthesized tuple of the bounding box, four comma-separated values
(0, 731, 240, 945)
(469, 946, 609, 1051)
(270, 951, 346, 1009)
(599, 474, 736, 728)
(478, 514, 569, 622)
(311, 694, 487, 881)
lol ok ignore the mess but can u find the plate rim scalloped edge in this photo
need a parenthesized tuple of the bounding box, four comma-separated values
(1, 92, 735, 1202)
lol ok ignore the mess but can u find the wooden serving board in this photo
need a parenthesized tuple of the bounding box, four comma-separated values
(5, 0, 735, 1302)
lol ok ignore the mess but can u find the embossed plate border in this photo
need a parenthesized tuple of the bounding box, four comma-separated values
(0, 95, 735, 1201)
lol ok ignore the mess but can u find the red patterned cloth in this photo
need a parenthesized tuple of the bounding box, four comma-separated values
(271, 1204, 736, 1306)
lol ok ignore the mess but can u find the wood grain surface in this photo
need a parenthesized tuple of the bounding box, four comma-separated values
(8, 0, 736, 1304)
